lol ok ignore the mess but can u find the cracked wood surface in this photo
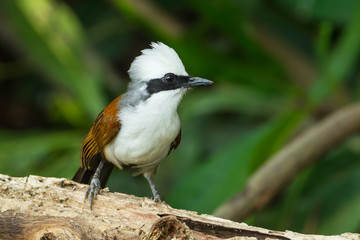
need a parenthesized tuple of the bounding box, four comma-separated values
(0, 174, 358, 240)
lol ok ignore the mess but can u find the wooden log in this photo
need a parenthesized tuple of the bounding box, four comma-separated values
(0, 174, 358, 240)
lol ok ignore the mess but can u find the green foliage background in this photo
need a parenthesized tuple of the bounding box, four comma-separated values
(0, 0, 360, 234)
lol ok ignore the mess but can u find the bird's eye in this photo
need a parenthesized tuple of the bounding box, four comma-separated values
(164, 73, 175, 83)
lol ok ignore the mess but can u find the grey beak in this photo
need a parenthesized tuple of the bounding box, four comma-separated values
(187, 77, 213, 87)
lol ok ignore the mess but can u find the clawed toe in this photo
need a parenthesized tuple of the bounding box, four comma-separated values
(153, 195, 161, 202)
(84, 178, 101, 209)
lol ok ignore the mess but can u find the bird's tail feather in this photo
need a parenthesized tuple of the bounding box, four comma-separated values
(72, 162, 114, 189)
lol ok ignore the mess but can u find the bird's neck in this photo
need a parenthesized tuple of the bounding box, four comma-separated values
(119, 88, 186, 120)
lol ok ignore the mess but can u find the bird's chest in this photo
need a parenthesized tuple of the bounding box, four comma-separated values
(104, 98, 181, 169)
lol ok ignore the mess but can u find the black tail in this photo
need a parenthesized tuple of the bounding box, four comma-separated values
(72, 161, 114, 189)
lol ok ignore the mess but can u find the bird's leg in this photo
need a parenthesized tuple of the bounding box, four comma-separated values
(144, 172, 161, 202)
(84, 159, 105, 209)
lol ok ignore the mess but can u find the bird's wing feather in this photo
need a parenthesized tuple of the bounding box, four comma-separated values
(168, 129, 181, 156)
(81, 95, 122, 170)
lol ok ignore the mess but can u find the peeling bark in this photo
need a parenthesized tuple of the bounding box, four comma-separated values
(0, 174, 358, 240)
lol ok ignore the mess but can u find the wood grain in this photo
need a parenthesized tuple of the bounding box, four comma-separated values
(0, 174, 358, 239)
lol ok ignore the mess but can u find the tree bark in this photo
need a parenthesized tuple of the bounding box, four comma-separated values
(0, 174, 358, 240)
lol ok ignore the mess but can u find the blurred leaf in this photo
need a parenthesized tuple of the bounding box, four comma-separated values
(1, 0, 107, 119)
(318, 191, 360, 234)
(303, 145, 360, 234)
(188, 0, 265, 59)
(276, 0, 360, 23)
(249, 110, 307, 172)
(180, 84, 285, 120)
(112, 0, 293, 96)
(111, 0, 183, 41)
(275, 168, 314, 230)
(0, 130, 83, 177)
(174, 41, 293, 96)
(255, 140, 360, 233)
(51, 92, 89, 127)
(166, 112, 306, 213)
(315, 22, 333, 66)
(309, 6, 360, 104)
(166, 126, 260, 213)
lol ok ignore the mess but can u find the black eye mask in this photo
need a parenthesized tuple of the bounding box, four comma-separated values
(146, 73, 190, 94)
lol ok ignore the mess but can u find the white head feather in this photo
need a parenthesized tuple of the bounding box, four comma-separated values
(128, 42, 188, 82)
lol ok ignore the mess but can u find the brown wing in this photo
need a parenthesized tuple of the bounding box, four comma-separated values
(168, 129, 181, 156)
(81, 95, 122, 170)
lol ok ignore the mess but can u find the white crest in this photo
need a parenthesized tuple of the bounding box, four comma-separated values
(128, 42, 188, 82)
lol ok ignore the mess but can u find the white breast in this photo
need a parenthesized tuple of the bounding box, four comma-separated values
(104, 89, 184, 173)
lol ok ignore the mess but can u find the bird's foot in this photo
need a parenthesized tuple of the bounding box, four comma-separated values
(144, 173, 162, 203)
(84, 178, 101, 210)
(153, 194, 161, 202)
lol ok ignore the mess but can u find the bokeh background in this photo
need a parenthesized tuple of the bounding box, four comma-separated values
(1, 0, 360, 235)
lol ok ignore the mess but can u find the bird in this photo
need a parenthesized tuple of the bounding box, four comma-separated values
(72, 42, 213, 209)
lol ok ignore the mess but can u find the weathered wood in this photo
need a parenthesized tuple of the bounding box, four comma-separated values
(0, 174, 358, 240)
